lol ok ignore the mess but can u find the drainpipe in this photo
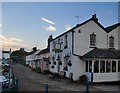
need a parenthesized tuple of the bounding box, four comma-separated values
(107, 34, 108, 48)
(72, 31, 81, 58)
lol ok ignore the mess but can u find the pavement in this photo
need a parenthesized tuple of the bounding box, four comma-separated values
(12, 63, 120, 93)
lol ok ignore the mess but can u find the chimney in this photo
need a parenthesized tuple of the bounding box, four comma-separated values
(92, 14, 98, 22)
(32, 47, 37, 51)
(47, 35, 53, 50)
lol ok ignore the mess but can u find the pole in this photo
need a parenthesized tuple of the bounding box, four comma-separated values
(45, 83, 48, 93)
(91, 72, 93, 86)
(86, 77, 89, 93)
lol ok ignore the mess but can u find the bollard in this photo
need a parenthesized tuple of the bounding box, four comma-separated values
(86, 77, 89, 93)
(91, 72, 93, 86)
(45, 83, 48, 93)
(16, 78, 18, 91)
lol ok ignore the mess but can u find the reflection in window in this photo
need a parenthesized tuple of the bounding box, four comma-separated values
(100, 60, 105, 73)
(89, 60, 92, 72)
(94, 60, 99, 73)
(106, 61, 111, 73)
(112, 61, 116, 72)
(85, 60, 88, 72)
(118, 61, 120, 72)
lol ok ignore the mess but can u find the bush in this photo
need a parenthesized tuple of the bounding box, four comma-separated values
(79, 75, 87, 83)
(33, 67, 41, 73)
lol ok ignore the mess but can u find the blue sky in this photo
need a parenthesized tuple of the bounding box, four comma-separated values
(1, 2, 119, 51)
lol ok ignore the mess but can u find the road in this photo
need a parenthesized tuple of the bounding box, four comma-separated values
(13, 63, 120, 92)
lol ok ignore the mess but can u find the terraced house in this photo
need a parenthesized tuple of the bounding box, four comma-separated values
(49, 14, 120, 82)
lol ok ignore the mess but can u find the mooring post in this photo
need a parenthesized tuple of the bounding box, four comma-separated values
(86, 77, 89, 93)
(91, 72, 93, 86)
(45, 83, 48, 93)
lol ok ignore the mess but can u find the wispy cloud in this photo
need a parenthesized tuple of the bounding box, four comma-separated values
(41, 17, 55, 25)
(43, 25, 56, 31)
(0, 35, 27, 50)
(64, 24, 72, 31)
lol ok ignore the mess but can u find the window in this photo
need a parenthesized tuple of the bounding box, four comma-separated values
(100, 60, 105, 73)
(89, 60, 92, 72)
(78, 30, 81, 33)
(63, 57, 68, 71)
(118, 61, 120, 72)
(64, 35, 68, 49)
(94, 60, 99, 73)
(90, 33, 96, 47)
(106, 61, 111, 73)
(109, 35, 114, 48)
(112, 61, 116, 72)
(85, 60, 88, 72)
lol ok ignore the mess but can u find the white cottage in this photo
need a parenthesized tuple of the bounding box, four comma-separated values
(49, 14, 120, 82)
(26, 47, 38, 68)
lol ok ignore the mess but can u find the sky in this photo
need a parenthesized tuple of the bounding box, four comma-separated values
(0, 2, 119, 53)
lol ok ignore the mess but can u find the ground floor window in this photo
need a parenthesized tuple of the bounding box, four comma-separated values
(118, 60, 120, 72)
(94, 60, 99, 73)
(85, 59, 119, 73)
(106, 61, 111, 73)
(100, 60, 105, 73)
(89, 60, 92, 72)
(112, 60, 116, 72)
(85, 60, 88, 72)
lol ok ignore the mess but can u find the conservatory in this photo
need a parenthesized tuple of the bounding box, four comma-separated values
(82, 48, 120, 82)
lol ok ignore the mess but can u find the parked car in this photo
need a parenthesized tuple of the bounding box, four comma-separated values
(0, 75, 9, 89)
(2, 61, 9, 67)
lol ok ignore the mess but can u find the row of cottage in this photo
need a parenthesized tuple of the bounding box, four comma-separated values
(26, 14, 120, 83)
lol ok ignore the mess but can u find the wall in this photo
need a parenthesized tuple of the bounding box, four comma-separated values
(108, 27, 119, 49)
(118, 26, 120, 49)
(74, 20, 107, 56)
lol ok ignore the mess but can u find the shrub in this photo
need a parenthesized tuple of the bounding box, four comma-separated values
(79, 75, 87, 82)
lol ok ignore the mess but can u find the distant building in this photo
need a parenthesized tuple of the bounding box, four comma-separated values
(11, 48, 28, 65)
(36, 48, 50, 72)
(26, 47, 38, 68)
(49, 14, 120, 82)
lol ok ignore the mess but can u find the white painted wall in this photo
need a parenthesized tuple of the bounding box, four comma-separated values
(118, 26, 120, 49)
(74, 20, 107, 56)
(71, 55, 85, 81)
(108, 27, 119, 49)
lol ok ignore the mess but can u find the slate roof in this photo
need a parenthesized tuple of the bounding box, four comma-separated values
(27, 50, 37, 56)
(105, 23, 120, 33)
(51, 15, 120, 41)
(82, 48, 120, 59)
(37, 48, 49, 55)
(51, 14, 107, 41)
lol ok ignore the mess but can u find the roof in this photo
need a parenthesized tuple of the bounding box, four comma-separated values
(51, 14, 107, 41)
(27, 50, 37, 56)
(82, 48, 120, 59)
(37, 48, 49, 55)
(105, 23, 120, 33)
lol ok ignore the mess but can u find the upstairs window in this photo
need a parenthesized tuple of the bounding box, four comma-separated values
(90, 33, 96, 47)
(109, 35, 114, 48)
(64, 35, 68, 49)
